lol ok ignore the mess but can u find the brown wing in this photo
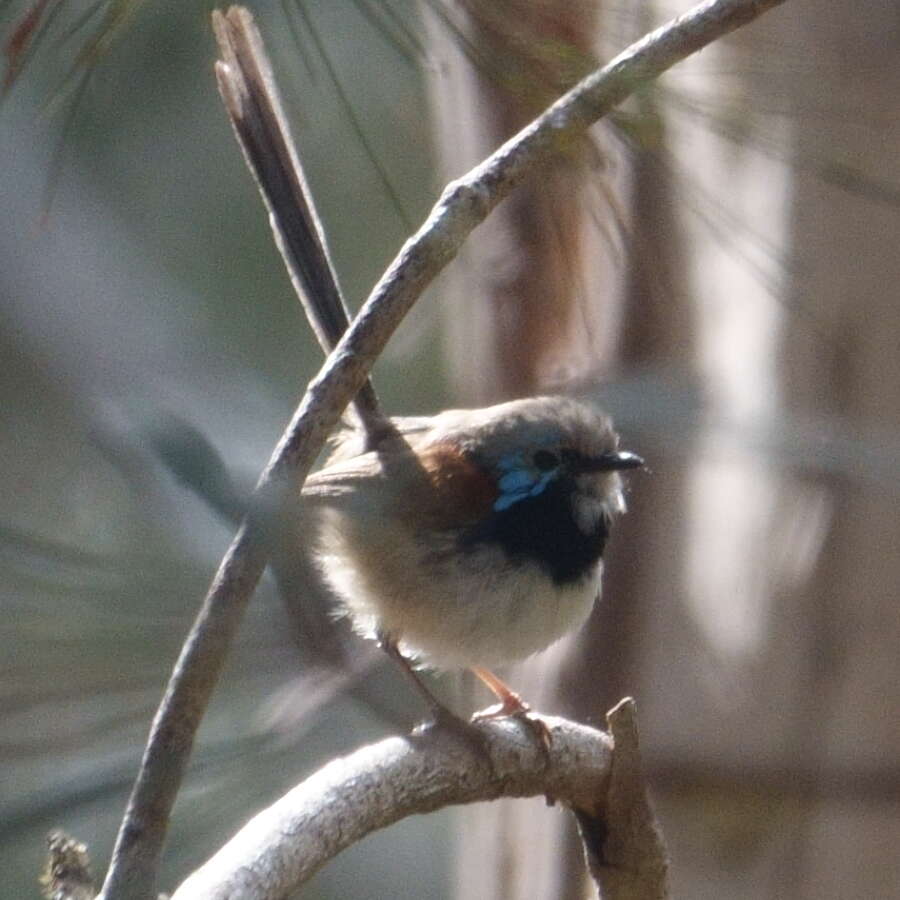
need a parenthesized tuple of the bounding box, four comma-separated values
(302, 435, 498, 531)
(410, 442, 499, 530)
(301, 452, 384, 501)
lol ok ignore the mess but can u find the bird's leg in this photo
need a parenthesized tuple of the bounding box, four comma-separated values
(471, 666, 552, 753)
(377, 631, 453, 720)
(470, 666, 530, 717)
(377, 632, 498, 763)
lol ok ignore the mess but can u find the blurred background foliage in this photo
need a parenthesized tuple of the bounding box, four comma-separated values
(1, 1, 899, 898)
(2, 1, 455, 896)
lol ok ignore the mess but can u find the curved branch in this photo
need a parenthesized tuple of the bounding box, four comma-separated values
(170, 717, 613, 900)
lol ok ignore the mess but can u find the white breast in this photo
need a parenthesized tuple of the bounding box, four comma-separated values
(319, 506, 603, 670)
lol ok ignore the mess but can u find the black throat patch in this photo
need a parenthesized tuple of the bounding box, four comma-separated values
(459, 477, 608, 585)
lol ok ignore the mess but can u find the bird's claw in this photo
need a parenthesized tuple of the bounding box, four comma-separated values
(471, 702, 553, 762)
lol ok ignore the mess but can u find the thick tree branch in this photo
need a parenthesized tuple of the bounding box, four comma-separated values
(98, 1, 788, 898)
(170, 716, 613, 900)
(169, 702, 673, 900)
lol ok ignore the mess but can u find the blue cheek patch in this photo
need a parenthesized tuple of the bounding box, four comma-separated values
(497, 469, 534, 494)
(493, 454, 558, 512)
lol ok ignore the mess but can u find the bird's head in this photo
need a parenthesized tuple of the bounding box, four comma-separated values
(421, 396, 643, 583)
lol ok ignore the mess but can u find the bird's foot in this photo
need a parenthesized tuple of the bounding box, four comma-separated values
(470, 667, 553, 757)
(472, 698, 553, 757)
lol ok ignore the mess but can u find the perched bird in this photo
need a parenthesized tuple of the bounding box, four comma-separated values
(303, 395, 642, 718)
(211, 37, 641, 717)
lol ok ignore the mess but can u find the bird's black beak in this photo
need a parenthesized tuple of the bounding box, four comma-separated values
(581, 450, 644, 473)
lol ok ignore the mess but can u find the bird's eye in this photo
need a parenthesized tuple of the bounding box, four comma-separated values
(533, 449, 559, 471)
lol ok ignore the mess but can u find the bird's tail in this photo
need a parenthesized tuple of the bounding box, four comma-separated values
(214, 8, 385, 438)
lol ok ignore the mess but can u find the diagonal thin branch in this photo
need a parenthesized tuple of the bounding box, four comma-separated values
(97, 1, 788, 898)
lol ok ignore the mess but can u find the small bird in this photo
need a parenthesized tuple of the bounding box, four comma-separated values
(302, 395, 642, 719)
(210, 39, 641, 718)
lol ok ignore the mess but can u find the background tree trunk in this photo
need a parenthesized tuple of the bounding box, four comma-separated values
(425, 1, 899, 897)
